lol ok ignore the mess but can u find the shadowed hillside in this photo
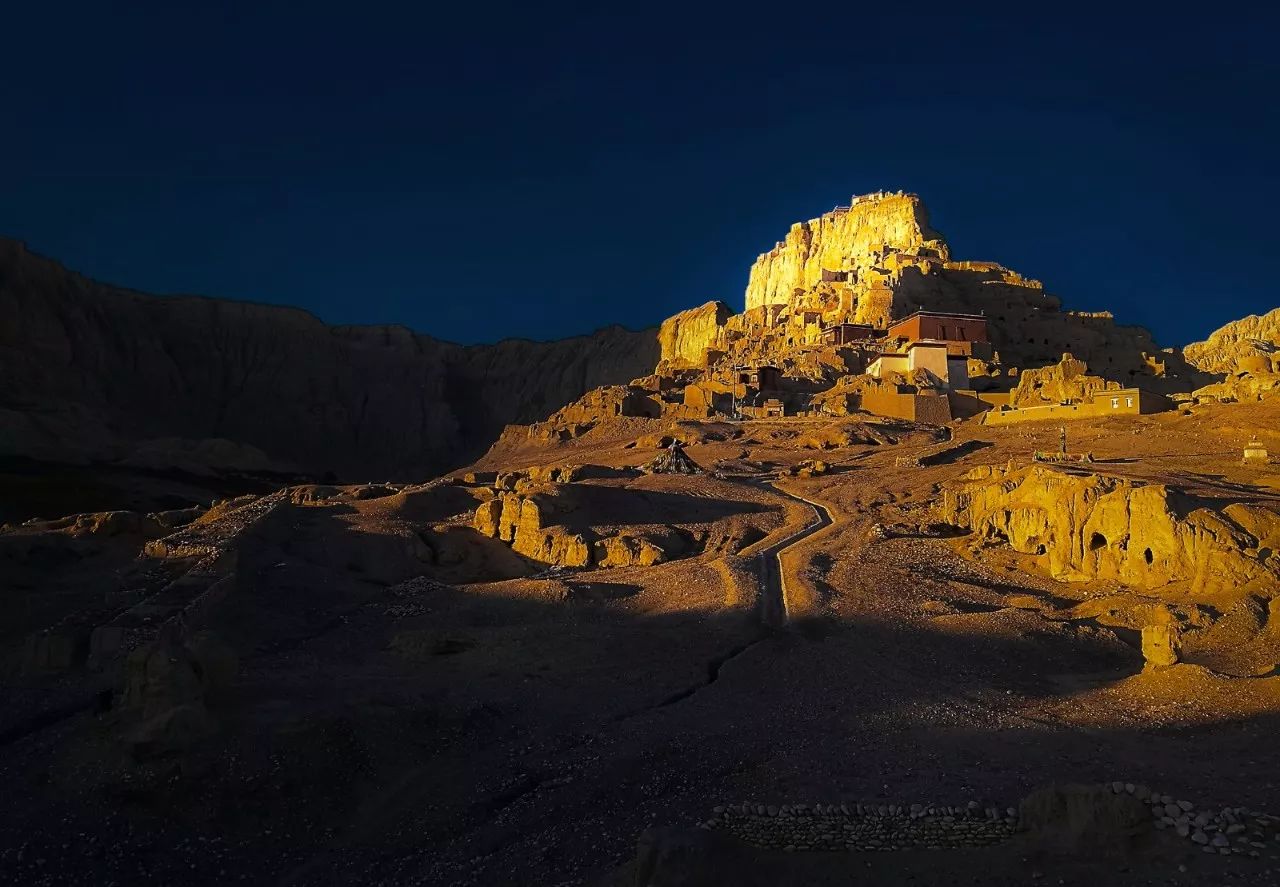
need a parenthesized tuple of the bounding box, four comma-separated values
(0, 238, 658, 480)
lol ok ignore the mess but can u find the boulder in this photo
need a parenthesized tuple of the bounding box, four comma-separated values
(513, 525, 593, 568)
(473, 499, 503, 537)
(594, 529, 686, 568)
(1140, 623, 1181, 668)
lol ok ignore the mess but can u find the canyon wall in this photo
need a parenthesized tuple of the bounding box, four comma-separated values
(0, 239, 658, 479)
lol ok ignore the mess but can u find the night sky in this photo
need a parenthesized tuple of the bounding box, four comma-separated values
(4, 2, 1278, 347)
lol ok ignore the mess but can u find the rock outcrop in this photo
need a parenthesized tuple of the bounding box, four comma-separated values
(473, 490, 593, 567)
(639, 191, 1199, 413)
(938, 464, 1280, 594)
(1008, 355, 1117, 408)
(745, 191, 949, 312)
(0, 238, 658, 479)
(1183, 307, 1280, 403)
(658, 301, 731, 367)
(472, 487, 690, 570)
(526, 385, 662, 442)
(1183, 307, 1280, 375)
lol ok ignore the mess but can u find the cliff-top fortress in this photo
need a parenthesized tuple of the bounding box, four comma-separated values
(659, 190, 1178, 381)
(532, 191, 1224, 437)
(745, 191, 950, 314)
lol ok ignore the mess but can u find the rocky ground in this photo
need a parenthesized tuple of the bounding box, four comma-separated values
(2, 399, 1280, 885)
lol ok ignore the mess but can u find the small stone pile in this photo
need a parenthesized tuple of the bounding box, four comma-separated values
(380, 577, 454, 618)
(645, 441, 703, 475)
(1117, 781, 1278, 857)
(699, 800, 1019, 852)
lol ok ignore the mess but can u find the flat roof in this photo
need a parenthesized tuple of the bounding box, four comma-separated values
(888, 310, 988, 326)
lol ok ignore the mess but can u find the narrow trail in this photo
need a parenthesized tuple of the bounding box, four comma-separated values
(617, 475, 839, 716)
(748, 478, 837, 628)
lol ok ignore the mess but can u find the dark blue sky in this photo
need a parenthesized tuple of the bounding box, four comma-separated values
(3, 2, 1277, 346)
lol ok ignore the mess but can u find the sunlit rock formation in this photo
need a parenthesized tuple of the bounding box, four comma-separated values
(1007, 355, 1116, 408)
(652, 191, 1193, 399)
(744, 191, 948, 313)
(938, 464, 1280, 593)
(1184, 307, 1280, 402)
(659, 301, 732, 365)
(1184, 306, 1280, 375)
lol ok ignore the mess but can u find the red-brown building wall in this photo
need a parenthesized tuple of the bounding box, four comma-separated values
(889, 315, 989, 343)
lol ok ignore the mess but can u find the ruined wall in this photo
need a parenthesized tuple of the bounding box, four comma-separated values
(472, 484, 686, 569)
(981, 390, 1149, 426)
(857, 389, 952, 424)
(1008, 355, 1112, 408)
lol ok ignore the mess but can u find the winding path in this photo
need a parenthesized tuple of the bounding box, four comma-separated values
(751, 480, 836, 627)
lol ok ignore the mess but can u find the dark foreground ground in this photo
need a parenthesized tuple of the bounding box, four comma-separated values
(3, 403, 1280, 886)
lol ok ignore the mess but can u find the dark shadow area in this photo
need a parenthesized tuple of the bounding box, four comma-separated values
(554, 483, 774, 526)
(0, 454, 307, 524)
(2, 502, 1279, 887)
(918, 439, 994, 466)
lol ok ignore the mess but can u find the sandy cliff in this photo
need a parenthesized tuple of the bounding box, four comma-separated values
(0, 239, 658, 479)
(658, 301, 732, 365)
(1184, 307, 1280, 375)
(1183, 308, 1280, 402)
(744, 191, 948, 311)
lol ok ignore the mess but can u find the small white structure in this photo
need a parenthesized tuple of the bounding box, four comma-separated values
(868, 341, 954, 385)
(1243, 438, 1269, 464)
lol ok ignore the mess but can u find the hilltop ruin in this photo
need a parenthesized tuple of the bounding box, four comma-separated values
(522, 191, 1207, 442)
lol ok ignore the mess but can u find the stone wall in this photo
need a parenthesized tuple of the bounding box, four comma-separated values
(982, 388, 1166, 426)
(857, 389, 952, 424)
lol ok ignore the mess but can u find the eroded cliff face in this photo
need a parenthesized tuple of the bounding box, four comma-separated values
(0, 239, 658, 479)
(1183, 308, 1280, 403)
(938, 464, 1280, 594)
(658, 301, 731, 365)
(744, 192, 948, 312)
(1008, 355, 1115, 408)
(1184, 307, 1280, 375)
